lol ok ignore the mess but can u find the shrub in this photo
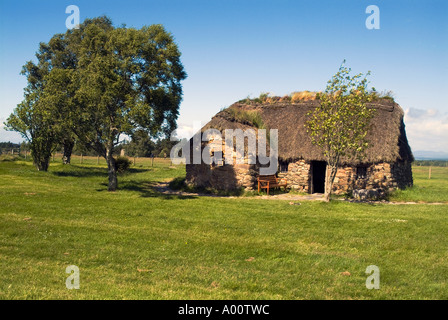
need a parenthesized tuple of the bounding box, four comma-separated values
(291, 91, 317, 102)
(0, 154, 23, 162)
(169, 177, 187, 190)
(226, 108, 266, 129)
(378, 90, 395, 101)
(114, 156, 132, 173)
(368, 89, 395, 102)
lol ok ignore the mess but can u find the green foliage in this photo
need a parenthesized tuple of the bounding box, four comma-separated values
(5, 16, 187, 190)
(252, 92, 269, 104)
(0, 154, 24, 162)
(369, 89, 395, 102)
(237, 95, 252, 104)
(122, 136, 181, 158)
(237, 92, 271, 104)
(305, 61, 377, 200)
(238, 92, 319, 105)
(0, 142, 20, 149)
(4, 53, 57, 170)
(306, 61, 376, 162)
(414, 160, 448, 167)
(124, 130, 156, 157)
(154, 138, 179, 158)
(226, 108, 267, 130)
(5, 98, 56, 171)
(0, 142, 23, 155)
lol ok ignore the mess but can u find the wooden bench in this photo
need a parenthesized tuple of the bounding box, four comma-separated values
(257, 175, 287, 195)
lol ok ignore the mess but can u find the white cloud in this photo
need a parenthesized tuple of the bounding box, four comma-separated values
(171, 121, 208, 140)
(404, 108, 448, 152)
(0, 117, 25, 143)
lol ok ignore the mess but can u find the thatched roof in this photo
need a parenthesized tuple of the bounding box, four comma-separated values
(197, 99, 414, 165)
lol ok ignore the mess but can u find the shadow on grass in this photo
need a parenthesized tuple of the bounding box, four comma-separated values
(97, 180, 197, 200)
(126, 168, 152, 174)
(53, 168, 106, 178)
(168, 177, 246, 197)
(52, 165, 149, 178)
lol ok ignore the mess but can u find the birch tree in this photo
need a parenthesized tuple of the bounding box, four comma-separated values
(305, 61, 376, 201)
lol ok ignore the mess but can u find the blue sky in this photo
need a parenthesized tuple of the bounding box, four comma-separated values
(0, 0, 447, 152)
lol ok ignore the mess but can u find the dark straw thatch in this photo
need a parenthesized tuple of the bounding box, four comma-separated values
(200, 99, 413, 165)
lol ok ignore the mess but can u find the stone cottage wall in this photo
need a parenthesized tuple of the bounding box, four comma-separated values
(186, 162, 257, 190)
(277, 160, 311, 193)
(276, 160, 413, 194)
(332, 161, 412, 194)
(331, 163, 393, 194)
(186, 136, 413, 193)
(185, 138, 258, 190)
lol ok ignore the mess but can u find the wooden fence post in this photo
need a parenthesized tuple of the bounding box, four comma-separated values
(429, 166, 432, 179)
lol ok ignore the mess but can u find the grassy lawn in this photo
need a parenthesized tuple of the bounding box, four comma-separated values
(0, 158, 447, 299)
(389, 166, 448, 203)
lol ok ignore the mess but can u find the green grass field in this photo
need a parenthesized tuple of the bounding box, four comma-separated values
(0, 157, 447, 299)
(389, 166, 448, 203)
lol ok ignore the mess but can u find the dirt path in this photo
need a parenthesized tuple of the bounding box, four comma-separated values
(153, 182, 324, 199)
(153, 182, 446, 204)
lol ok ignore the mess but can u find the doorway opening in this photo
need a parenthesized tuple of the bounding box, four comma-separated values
(311, 161, 326, 193)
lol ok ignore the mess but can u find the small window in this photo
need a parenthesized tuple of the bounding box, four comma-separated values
(210, 151, 224, 167)
(279, 161, 289, 173)
(356, 166, 367, 179)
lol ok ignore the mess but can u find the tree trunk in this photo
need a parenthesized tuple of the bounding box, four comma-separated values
(324, 164, 338, 202)
(324, 168, 331, 202)
(34, 152, 50, 171)
(62, 139, 74, 164)
(30, 142, 51, 172)
(36, 158, 50, 171)
(106, 151, 117, 191)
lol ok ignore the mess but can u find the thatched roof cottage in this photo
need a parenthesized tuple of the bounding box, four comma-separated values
(186, 96, 413, 194)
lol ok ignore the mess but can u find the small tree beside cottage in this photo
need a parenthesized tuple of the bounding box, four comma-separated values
(305, 61, 376, 201)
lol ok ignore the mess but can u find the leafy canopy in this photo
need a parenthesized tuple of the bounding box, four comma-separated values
(5, 16, 187, 182)
(306, 61, 377, 166)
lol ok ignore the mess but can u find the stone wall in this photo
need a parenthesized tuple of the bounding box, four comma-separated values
(274, 159, 412, 194)
(185, 138, 259, 190)
(186, 162, 257, 190)
(186, 138, 413, 193)
(330, 161, 413, 194)
(186, 159, 413, 193)
(277, 160, 310, 193)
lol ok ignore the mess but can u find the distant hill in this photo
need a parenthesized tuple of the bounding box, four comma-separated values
(413, 150, 448, 160)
